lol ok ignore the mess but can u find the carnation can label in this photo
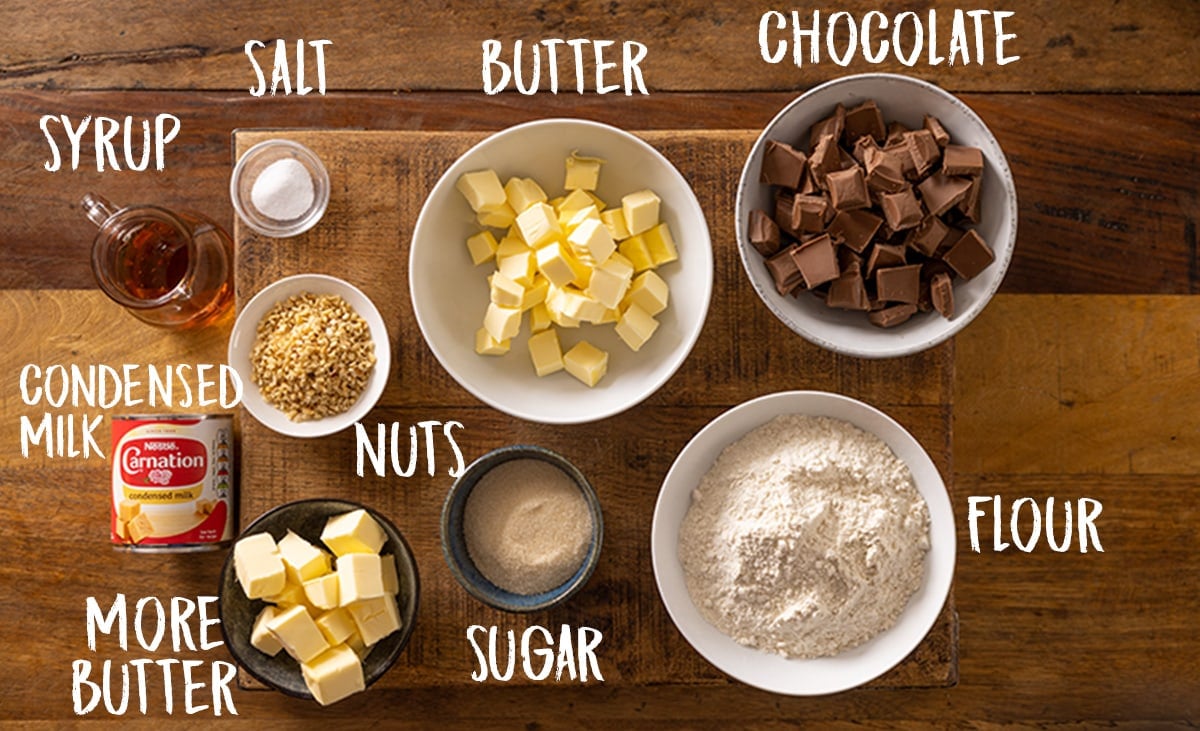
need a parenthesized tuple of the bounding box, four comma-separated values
(111, 415, 235, 552)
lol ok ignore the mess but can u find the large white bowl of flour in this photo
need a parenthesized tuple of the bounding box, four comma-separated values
(651, 390, 955, 695)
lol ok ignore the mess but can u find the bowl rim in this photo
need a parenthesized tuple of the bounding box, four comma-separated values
(230, 138, 331, 238)
(440, 444, 604, 612)
(650, 389, 956, 695)
(217, 498, 420, 700)
(734, 72, 1018, 359)
(408, 116, 714, 424)
(227, 272, 391, 438)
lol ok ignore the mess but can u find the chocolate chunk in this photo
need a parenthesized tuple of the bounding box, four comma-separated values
(942, 145, 984, 177)
(930, 272, 954, 318)
(906, 215, 949, 256)
(956, 176, 981, 223)
(923, 115, 950, 147)
(863, 145, 907, 193)
(808, 134, 841, 187)
(942, 229, 995, 279)
(868, 303, 917, 328)
(866, 242, 906, 275)
(790, 234, 839, 289)
(852, 135, 880, 165)
(792, 195, 829, 233)
(826, 269, 870, 310)
(837, 145, 859, 171)
(797, 166, 820, 195)
(917, 172, 973, 216)
(825, 167, 870, 211)
(774, 194, 799, 237)
(809, 104, 846, 152)
(760, 140, 808, 189)
(766, 244, 804, 294)
(916, 277, 934, 312)
(886, 121, 911, 146)
(904, 129, 942, 177)
(837, 245, 864, 274)
(748, 209, 781, 256)
(843, 100, 886, 143)
(934, 226, 966, 258)
(883, 141, 918, 179)
(875, 264, 922, 304)
(879, 187, 924, 231)
(828, 209, 883, 254)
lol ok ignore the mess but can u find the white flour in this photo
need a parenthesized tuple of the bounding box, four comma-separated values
(678, 414, 930, 658)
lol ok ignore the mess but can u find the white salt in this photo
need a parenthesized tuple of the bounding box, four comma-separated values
(250, 158, 314, 221)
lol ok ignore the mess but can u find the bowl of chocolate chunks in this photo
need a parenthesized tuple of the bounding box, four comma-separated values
(735, 73, 1017, 358)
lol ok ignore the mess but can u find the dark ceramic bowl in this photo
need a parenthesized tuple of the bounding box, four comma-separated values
(441, 445, 603, 612)
(218, 499, 419, 700)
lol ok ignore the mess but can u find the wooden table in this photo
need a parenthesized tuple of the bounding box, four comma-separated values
(1, 0, 1197, 725)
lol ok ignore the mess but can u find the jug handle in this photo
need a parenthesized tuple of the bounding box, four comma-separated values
(81, 193, 118, 228)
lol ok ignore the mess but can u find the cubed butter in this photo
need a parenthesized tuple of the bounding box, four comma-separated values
(536, 242, 588, 289)
(586, 255, 634, 310)
(560, 204, 600, 234)
(563, 341, 609, 387)
(529, 303, 553, 332)
(465, 231, 498, 266)
(233, 532, 287, 600)
(320, 509, 387, 557)
(615, 303, 660, 352)
(277, 530, 332, 584)
(497, 249, 537, 287)
(345, 631, 369, 660)
(495, 235, 530, 259)
(643, 222, 679, 265)
(315, 608, 357, 647)
(548, 286, 606, 324)
(567, 218, 616, 266)
(337, 553, 386, 606)
(527, 328, 565, 377)
(301, 644, 365, 707)
(483, 302, 522, 342)
(621, 189, 661, 236)
(456, 170, 506, 212)
(477, 202, 516, 229)
(250, 605, 284, 657)
(380, 555, 400, 595)
(264, 581, 310, 609)
(600, 208, 631, 241)
(489, 271, 525, 308)
(618, 234, 655, 272)
(504, 177, 548, 214)
(346, 596, 402, 647)
(515, 202, 562, 248)
(625, 270, 670, 315)
(304, 573, 340, 610)
(564, 153, 603, 190)
(474, 327, 510, 356)
(521, 275, 549, 311)
(267, 604, 329, 664)
(556, 188, 595, 217)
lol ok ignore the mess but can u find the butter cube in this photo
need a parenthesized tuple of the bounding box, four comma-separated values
(234, 532, 287, 600)
(315, 608, 357, 647)
(529, 303, 553, 332)
(586, 191, 607, 210)
(625, 270, 670, 315)
(304, 573, 340, 610)
(380, 555, 400, 595)
(615, 303, 660, 352)
(128, 512, 154, 543)
(465, 231, 498, 266)
(477, 203, 515, 229)
(643, 222, 679, 265)
(527, 328, 565, 377)
(548, 286, 606, 324)
(556, 188, 595, 217)
(345, 631, 369, 660)
(267, 604, 329, 663)
(618, 235, 655, 272)
(474, 327, 510, 356)
(586, 255, 634, 310)
(117, 498, 141, 522)
(563, 341, 609, 387)
(504, 177, 548, 214)
(250, 605, 284, 657)
(489, 271, 525, 308)
(515, 202, 562, 248)
(456, 170, 506, 212)
(320, 509, 387, 557)
(337, 553, 386, 605)
(600, 208, 631, 241)
(560, 204, 601, 235)
(564, 153, 603, 190)
(277, 530, 331, 584)
(548, 307, 581, 328)
(622, 189, 661, 236)
(264, 580, 313, 610)
(347, 596, 402, 647)
(483, 302, 522, 342)
(497, 250, 537, 287)
(521, 276, 549, 311)
(495, 234, 530, 259)
(567, 218, 616, 266)
(536, 242, 588, 289)
(301, 644, 365, 707)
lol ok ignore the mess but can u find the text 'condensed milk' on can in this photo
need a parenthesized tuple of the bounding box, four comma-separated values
(111, 415, 235, 552)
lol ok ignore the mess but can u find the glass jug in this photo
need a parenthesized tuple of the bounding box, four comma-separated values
(82, 193, 234, 329)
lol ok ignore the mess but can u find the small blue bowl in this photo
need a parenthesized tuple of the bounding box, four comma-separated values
(441, 445, 603, 612)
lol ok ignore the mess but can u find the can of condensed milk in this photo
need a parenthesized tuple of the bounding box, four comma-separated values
(111, 414, 235, 552)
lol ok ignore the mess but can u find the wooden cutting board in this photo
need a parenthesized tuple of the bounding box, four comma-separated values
(232, 129, 957, 689)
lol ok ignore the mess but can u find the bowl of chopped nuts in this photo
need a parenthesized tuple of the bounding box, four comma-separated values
(228, 273, 390, 438)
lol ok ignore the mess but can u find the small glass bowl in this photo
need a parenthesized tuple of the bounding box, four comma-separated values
(230, 139, 330, 238)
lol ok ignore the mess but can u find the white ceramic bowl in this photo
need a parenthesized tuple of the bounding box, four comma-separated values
(410, 118, 713, 424)
(735, 73, 1017, 358)
(651, 390, 956, 695)
(228, 273, 390, 438)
